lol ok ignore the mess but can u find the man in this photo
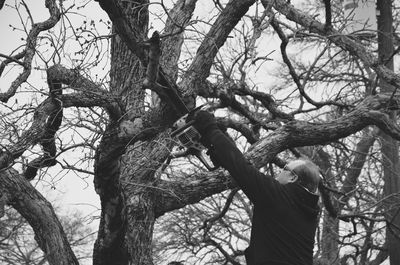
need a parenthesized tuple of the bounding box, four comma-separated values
(192, 111, 321, 265)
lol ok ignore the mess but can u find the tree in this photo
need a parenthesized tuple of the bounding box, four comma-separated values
(1, 0, 400, 264)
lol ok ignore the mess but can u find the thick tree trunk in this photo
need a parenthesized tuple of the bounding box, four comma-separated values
(93, 121, 128, 265)
(93, 1, 148, 264)
(119, 133, 172, 264)
(377, 1, 400, 264)
(314, 148, 340, 265)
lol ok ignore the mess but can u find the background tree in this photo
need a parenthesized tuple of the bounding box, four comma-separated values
(1, 0, 400, 264)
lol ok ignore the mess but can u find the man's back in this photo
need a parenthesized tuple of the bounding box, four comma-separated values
(246, 183, 319, 265)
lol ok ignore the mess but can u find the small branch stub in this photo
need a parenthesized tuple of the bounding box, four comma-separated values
(143, 31, 161, 88)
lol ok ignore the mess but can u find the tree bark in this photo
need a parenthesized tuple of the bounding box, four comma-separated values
(180, 0, 256, 97)
(93, 0, 149, 263)
(0, 169, 79, 265)
(119, 133, 172, 264)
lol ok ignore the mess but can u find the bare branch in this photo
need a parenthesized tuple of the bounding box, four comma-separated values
(266, 0, 400, 89)
(323, 0, 332, 30)
(156, 94, 400, 215)
(155, 171, 235, 217)
(143, 31, 161, 88)
(200, 188, 239, 234)
(23, 73, 63, 180)
(46, 64, 121, 118)
(217, 117, 260, 144)
(270, 17, 347, 109)
(0, 0, 61, 103)
(0, 64, 118, 176)
(203, 237, 242, 265)
(181, 0, 257, 96)
(0, 52, 26, 73)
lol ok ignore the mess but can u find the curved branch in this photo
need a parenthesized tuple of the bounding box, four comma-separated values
(249, 94, 400, 166)
(218, 117, 259, 144)
(234, 85, 294, 120)
(181, 0, 257, 96)
(0, 168, 78, 265)
(154, 171, 235, 217)
(46, 64, 121, 118)
(203, 237, 242, 265)
(202, 81, 284, 129)
(0, 0, 61, 103)
(24, 76, 62, 180)
(270, 17, 347, 109)
(0, 51, 26, 76)
(266, 0, 400, 89)
(200, 188, 239, 234)
(155, 94, 400, 214)
(0, 99, 62, 172)
(0, 64, 121, 176)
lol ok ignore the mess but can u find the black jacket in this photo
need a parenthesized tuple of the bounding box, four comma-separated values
(204, 127, 320, 265)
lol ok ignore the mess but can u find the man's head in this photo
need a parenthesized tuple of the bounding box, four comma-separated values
(275, 159, 321, 193)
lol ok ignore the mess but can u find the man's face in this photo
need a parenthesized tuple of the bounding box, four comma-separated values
(275, 160, 306, 185)
(275, 163, 298, 185)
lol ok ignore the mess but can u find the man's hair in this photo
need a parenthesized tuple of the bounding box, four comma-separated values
(289, 159, 320, 192)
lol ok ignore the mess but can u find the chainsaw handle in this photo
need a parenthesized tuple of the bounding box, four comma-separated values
(193, 148, 219, 171)
(171, 103, 218, 171)
(171, 119, 195, 137)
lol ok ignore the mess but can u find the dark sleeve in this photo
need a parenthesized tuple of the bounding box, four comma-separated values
(204, 127, 283, 204)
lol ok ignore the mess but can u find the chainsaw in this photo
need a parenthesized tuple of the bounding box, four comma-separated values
(143, 32, 217, 171)
(171, 104, 218, 171)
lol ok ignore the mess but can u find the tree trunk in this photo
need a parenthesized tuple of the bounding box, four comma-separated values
(314, 129, 376, 264)
(120, 133, 172, 264)
(377, 1, 400, 264)
(93, 1, 148, 264)
(314, 148, 339, 265)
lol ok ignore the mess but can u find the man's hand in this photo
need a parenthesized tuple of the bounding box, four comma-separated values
(190, 110, 218, 136)
(190, 110, 221, 167)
